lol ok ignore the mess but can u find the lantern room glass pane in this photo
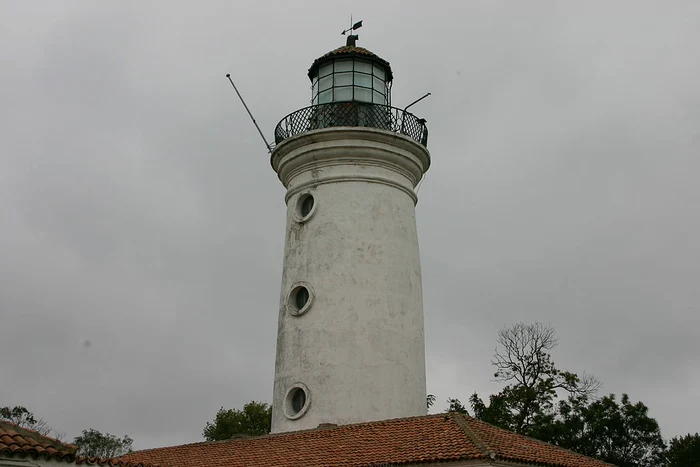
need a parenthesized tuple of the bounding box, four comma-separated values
(319, 63, 333, 77)
(311, 57, 391, 106)
(334, 72, 353, 86)
(355, 87, 372, 102)
(319, 90, 332, 104)
(335, 59, 352, 72)
(355, 60, 371, 73)
(334, 87, 352, 101)
(355, 73, 372, 88)
(319, 75, 332, 92)
(373, 65, 385, 80)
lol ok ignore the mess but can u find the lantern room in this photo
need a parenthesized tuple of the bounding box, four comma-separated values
(273, 39, 428, 148)
(308, 46, 393, 106)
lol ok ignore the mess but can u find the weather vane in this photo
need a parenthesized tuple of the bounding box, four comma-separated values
(341, 17, 362, 46)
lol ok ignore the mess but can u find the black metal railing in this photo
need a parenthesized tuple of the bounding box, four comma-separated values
(274, 102, 428, 147)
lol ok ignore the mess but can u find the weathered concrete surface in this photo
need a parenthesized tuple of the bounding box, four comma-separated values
(270, 127, 430, 433)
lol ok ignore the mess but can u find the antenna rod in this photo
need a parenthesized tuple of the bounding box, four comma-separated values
(400, 92, 431, 136)
(403, 92, 431, 113)
(225, 73, 273, 153)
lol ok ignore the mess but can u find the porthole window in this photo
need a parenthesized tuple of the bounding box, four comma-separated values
(294, 193, 316, 223)
(286, 282, 314, 316)
(300, 195, 314, 217)
(292, 388, 306, 412)
(295, 286, 309, 309)
(285, 383, 311, 419)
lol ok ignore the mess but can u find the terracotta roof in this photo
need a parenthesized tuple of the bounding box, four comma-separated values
(117, 413, 613, 467)
(0, 420, 158, 467)
(0, 419, 78, 460)
(308, 45, 393, 81)
(76, 457, 161, 467)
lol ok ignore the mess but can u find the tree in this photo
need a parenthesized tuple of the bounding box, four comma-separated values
(426, 394, 436, 410)
(666, 433, 700, 466)
(73, 428, 133, 458)
(446, 398, 468, 414)
(450, 323, 666, 467)
(0, 406, 63, 440)
(544, 394, 666, 467)
(468, 323, 600, 435)
(203, 401, 272, 441)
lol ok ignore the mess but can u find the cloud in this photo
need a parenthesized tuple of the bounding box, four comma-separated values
(1, 0, 698, 448)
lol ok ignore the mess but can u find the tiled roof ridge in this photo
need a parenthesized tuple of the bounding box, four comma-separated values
(119, 412, 613, 467)
(0, 419, 78, 460)
(326, 45, 378, 57)
(125, 412, 448, 456)
(0, 419, 79, 451)
(459, 415, 616, 467)
(77, 455, 164, 467)
(120, 433, 271, 456)
(450, 413, 495, 460)
(121, 430, 287, 455)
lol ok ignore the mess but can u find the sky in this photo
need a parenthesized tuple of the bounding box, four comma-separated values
(1, 0, 699, 451)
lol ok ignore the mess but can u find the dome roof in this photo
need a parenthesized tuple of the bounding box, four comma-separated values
(307, 46, 393, 82)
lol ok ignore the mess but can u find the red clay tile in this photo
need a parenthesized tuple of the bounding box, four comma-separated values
(0, 420, 158, 467)
(0, 420, 77, 460)
(117, 413, 614, 467)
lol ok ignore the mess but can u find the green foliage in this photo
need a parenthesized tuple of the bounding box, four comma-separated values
(426, 394, 436, 411)
(446, 323, 668, 466)
(1, 406, 39, 428)
(542, 394, 666, 466)
(202, 401, 272, 441)
(468, 392, 514, 428)
(73, 428, 133, 458)
(471, 323, 600, 435)
(0, 405, 60, 439)
(666, 433, 700, 466)
(446, 398, 468, 414)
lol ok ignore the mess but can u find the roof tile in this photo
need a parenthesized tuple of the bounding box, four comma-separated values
(117, 413, 614, 467)
(0, 420, 77, 460)
(76, 456, 161, 467)
(0, 420, 159, 467)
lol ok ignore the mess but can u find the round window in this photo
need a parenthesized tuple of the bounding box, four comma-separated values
(286, 282, 314, 316)
(292, 388, 306, 412)
(295, 286, 309, 310)
(301, 195, 314, 217)
(294, 193, 316, 222)
(285, 383, 310, 419)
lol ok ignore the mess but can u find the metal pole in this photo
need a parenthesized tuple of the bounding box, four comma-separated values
(400, 93, 431, 135)
(226, 74, 273, 153)
(403, 92, 431, 113)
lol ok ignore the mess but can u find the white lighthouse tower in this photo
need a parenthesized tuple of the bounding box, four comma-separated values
(270, 35, 430, 433)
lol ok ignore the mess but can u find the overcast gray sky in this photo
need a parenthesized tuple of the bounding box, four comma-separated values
(1, 0, 699, 451)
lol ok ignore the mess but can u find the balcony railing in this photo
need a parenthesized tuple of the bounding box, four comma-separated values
(274, 102, 428, 147)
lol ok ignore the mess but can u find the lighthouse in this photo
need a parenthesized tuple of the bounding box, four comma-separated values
(269, 34, 431, 433)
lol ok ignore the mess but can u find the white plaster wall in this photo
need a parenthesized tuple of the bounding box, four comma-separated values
(270, 128, 431, 433)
